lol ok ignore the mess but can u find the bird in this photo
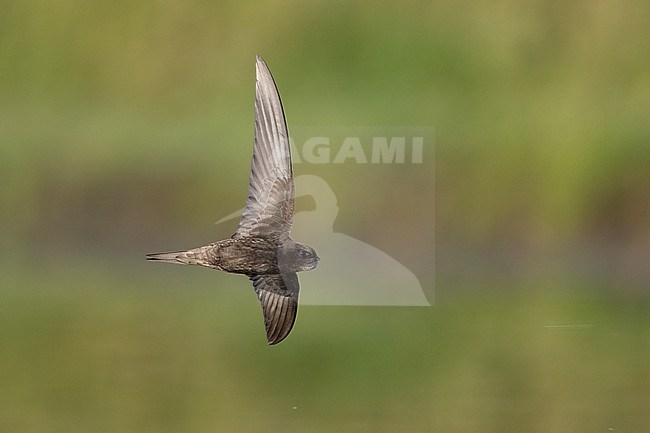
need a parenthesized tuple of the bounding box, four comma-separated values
(147, 55, 319, 345)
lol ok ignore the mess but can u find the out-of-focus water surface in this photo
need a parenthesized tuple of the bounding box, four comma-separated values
(1, 1, 648, 432)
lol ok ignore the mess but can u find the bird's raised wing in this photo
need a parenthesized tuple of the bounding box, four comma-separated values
(251, 272, 299, 345)
(235, 56, 294, 240)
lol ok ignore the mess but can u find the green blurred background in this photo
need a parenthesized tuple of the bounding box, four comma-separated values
(1, 1, 648, 432)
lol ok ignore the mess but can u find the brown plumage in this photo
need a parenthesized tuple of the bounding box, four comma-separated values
(147, 56, 319, 345)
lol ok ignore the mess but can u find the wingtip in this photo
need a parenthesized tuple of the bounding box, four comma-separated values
(267, 335, 288, 345)
(255, 55, 273, 82)
(255, 54, 266, 70)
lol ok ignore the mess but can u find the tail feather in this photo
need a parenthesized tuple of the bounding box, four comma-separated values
(146, 245, 215, 267)
(146, 251, 187, 264)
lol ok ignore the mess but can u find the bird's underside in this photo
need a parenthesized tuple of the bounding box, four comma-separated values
(147, 56, 318, 345)
(147, 237, 281, 275)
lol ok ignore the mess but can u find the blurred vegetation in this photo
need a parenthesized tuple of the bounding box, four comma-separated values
(1, 0, 648, 431)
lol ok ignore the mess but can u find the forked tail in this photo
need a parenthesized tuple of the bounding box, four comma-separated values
(146, 245, 215, 268)
(146, 251, 186, 264)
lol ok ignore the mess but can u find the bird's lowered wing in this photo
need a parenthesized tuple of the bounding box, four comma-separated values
(235, 56, 294, 240)
(251, 272, 299, 345)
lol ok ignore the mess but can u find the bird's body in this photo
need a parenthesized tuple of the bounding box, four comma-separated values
(148, 238, 280, 275)
(147, 56, 318, 345)
(148, 235, 317, 276)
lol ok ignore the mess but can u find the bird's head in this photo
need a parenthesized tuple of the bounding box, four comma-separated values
(278, 241, 320, 273)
